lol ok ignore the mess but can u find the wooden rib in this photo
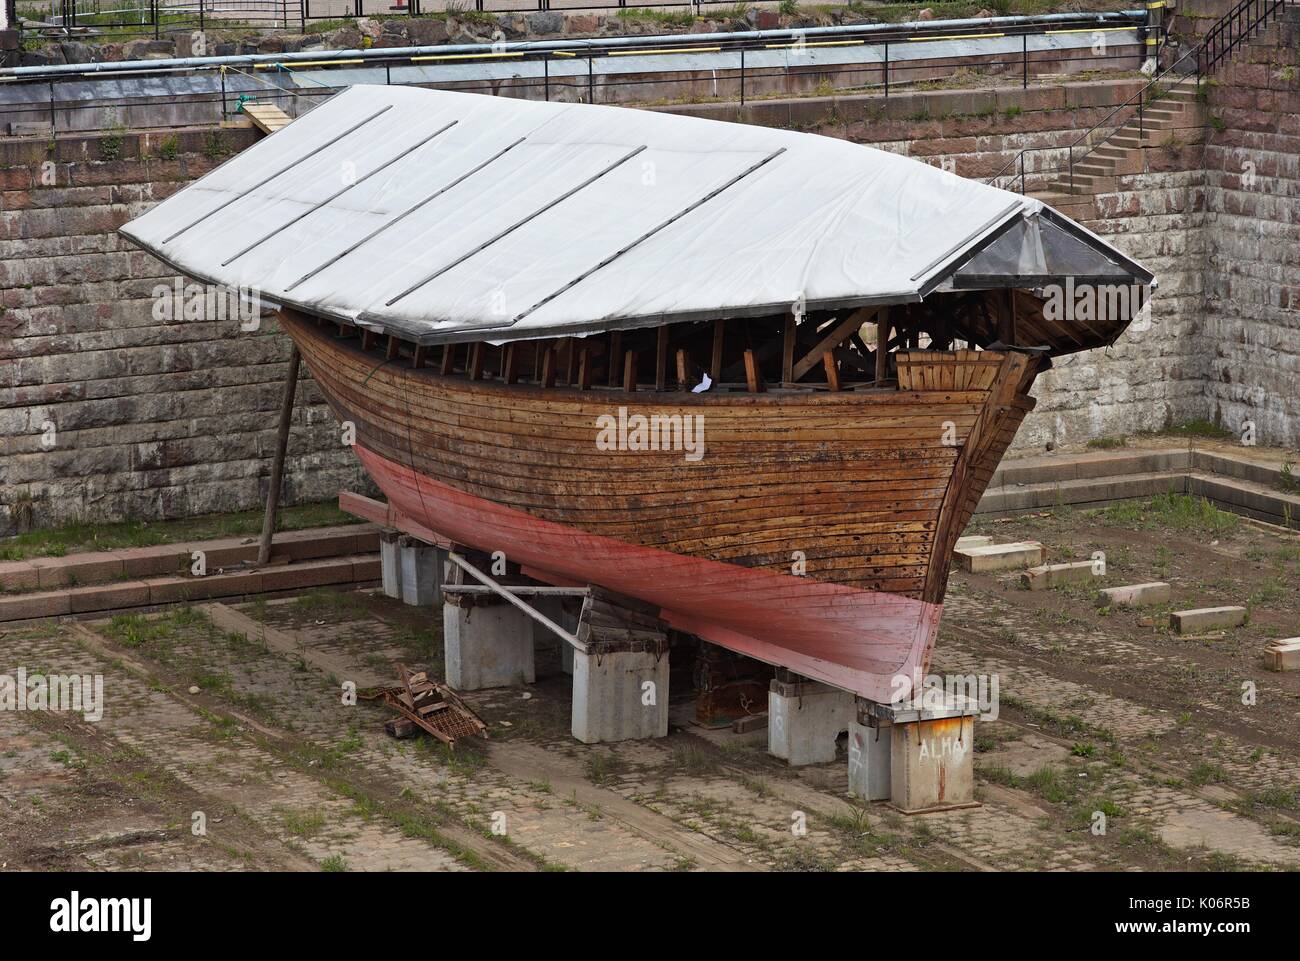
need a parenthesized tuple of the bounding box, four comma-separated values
(412, 345, 427, 369)
(577, 346, 592, 391)
(386, 335, 401, 361)
(676, 348, 689, 390)
(608, 332, 622, 388)
(468, 342, 484, 381)
(502, 343, 520, 385)
(361, 329, 377, 351)
(1000, 289, 1016, 344)
(441, 343, 455, 376)
(541, 347, 556, 388)
(875, 311, 890, 383)
(623, 350, 638, 393)
(822, 352, 841, 392)
(782, 313, 797, 383)
(656, 326, 670, 391)
(710, 319, 725, 383)
(743, 349, 763, 393)
(793, 307, 873, 381)
(563, 338, 576, 386)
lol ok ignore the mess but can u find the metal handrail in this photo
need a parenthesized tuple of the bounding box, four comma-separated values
(988, 0, 1290, 194)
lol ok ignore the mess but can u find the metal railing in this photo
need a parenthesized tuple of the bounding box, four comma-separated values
(0, 15, 1151, 136)
(1200, 0, 1290, 72)
(988, 0, 1291, 195)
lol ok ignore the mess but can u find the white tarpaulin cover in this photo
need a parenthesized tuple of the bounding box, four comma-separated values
(119, 84, 1143, 345)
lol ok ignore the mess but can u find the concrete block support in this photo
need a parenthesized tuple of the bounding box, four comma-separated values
(954, 541, 1045, 573)
(847, 716, 892, 801)
(571, 645, 669, 744)
(1098, 581, 1171, 607)
(379, 530, 400, 599)
(443, 594, 535, 690)
(891, 714, 976, 814)
(398, 537, 442, 606)
(1170, 606, 1247, 634)
(768, 678, 854, 766)
(1264, 638, 1300, 672)
(856, 695, 980, 813)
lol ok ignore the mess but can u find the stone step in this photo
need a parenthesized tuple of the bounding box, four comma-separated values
(954, 541, 1046, 573)
(1020, 560, 1099, 591)
(978, 451, 1300, 527)
(1049, 173, 1118, 194)
(1170, 606, 1248, 634)
(1264, 639, 1300, 672)
(1097, 582, 1172, 608)
(0, 554, 381, 624)
(0, 524, 380, 593)
(954, 534, 994, 551)
(1073, 161, 1115, 176)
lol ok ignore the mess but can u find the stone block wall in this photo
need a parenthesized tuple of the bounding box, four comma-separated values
(1198, 7, 1300, 447)
(0, 127, 371, 535)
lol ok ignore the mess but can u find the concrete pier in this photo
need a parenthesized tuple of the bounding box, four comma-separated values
(571, 644, 669, 744)
(857, 695, 981, 813)
(379, 529, 401, 599)
(767, 676, 854, 766)
(848, 715, 892, 801)
(398, 536, 442, 606)
(443, 593, 535, 690)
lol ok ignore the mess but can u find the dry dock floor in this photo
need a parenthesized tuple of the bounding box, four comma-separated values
(3, 495, 1300, 872)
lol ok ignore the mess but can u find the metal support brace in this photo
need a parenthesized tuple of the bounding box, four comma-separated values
(444, 551, 587, 653)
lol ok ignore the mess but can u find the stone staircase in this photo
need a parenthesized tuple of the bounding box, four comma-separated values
(1000, 0, 1293, 206)
(1038, 77, 1205, 199)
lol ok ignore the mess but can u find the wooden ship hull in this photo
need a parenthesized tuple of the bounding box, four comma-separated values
(281, 308, 1040, 702)
(117, 86, 1153, 706)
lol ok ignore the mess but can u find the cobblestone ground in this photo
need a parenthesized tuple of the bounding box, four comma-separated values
(4, 500, 1299, 871)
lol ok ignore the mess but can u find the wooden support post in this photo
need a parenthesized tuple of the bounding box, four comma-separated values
(822, 351, 841, 391)
(502, 343, 519, 384)
(469, 342, 484, 380)
(533, 340, 547, 382)
(655, 325, 670, 390)
(257, 346, 300, 567)
(743, 348, 764, 393)
(676, 348, 690, 390)
(782, 312, 797, 384)
(608, 331, 622, 387)
(386, 334, 401, 361)
(562, 338, 576, 385)
(541, 347, 556, 388)
(875, 310, 890, 384)
(577, 346, 592, 390)
(623, 350, 638, 393)
(412, 345, 427, 369)
(361, 329, 377, 351)
(441, 343, 455, 375)
(1000, 289, 1017, 345)
(711, 319, 725, 383)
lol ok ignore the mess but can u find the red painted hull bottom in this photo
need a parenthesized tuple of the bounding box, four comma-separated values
(357, 446, 941, 703)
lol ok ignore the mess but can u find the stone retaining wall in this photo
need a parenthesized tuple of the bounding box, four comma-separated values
(3, 28, 1297, 533)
